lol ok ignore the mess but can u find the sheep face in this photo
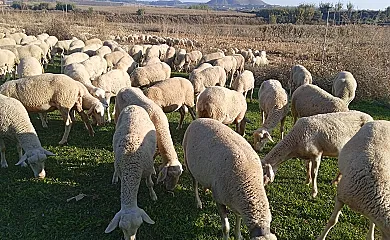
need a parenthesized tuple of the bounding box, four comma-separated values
(88, 103, 105, 126)
(253, 129, 274, 152)
(15, 148, 55, 179)
(105, 208, 155, 240)
(157, 165, 183, 191)
(250, 225, 277, 240)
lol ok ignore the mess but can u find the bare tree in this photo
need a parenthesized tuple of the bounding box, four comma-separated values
(335, 2, 343, 24)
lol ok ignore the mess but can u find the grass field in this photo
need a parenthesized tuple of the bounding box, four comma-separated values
(1, 61, 390, 240)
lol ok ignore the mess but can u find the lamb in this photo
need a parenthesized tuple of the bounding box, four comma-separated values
(331, 71, 357, 106)
(105, 105, 156, 240)
(183, 118, 277, 240)
(252, 51, 269, 67)
(130, 62, 171, 88)
(17, 57, 43, 78)
(289, 64, 312, 95)
(114, 87, 183, 191)
(61, 52, 89, 73)
(231, 70, 255, 101)
(183, 50, 202, 72)
(0, 94, 54, 178)
(213, 56, 237, 87)
(92, 69, 131, 122)
(0, 73, 105, 145)
(196, 86, 248, 135)
(317, 120, 390, 240)
(261, 110, 373, 198)
(190, 65, 226, 95)
(144, 77, 196, 129)
(291, 84, 349, 124)
(253, 80, 288, 152)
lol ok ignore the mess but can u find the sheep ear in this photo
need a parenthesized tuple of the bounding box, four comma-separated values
(141, 209, 155, 225)
(265, 132, 274, 143)
(157, 167, 167, 183)
(105, 212, 121, 233)
(15, 154, 28, 166)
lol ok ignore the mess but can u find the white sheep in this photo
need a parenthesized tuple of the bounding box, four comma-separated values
(173, 48, 186, 72)
(44, 35, 58, 51)
(289, 64, 312, 95)
(183, 118, 277, 240)
(17, 45, 44, 65)
(105, 105, 156, 240)
(129, 45, 143, 63)
(317, 120, 390, 240)
(51, 39, 73, 58)
(331, 71, 357, 106)
(232, 53, 245, 75)
(231, 70, 255, 101)
(92, 69, 131, 122)
(20, 35, 37, 45)
(61, 52, 90, 73)
(197, 86, 248, 136)
(17, 57, 43, 78)
(188, 63, 212, 81)
(6, 32, 26, 44)
(0, 94, 54, 178)
(81, 55, 107, 80)
(190, 65, 226, 95)
(198, 51, 224, 65)
(85, 38, 102, 47)
(213, 56, 237, 87)
(115, 87, 183, 191)
(95, 45, 111, 57)
(141, 56, 161, 67)
(183, 50, 202, 72)
(253, 79, 288, 152)
(291, 84, 349, 124)
(252, 51, 269, 67)
(0, 37, 17, 46)
(0, 49, 18, 78)
(0, 73, 105, 145)
(68, 39, 85, 54)
(104, 51, 129, 70)
(144, 77, 196, 129)
(262, 111, 373, 198)
(82, 43, 102, 57)
(130, 62, 171, 88)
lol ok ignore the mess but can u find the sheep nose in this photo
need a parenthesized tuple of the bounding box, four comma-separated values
(37, 169, 46, 179)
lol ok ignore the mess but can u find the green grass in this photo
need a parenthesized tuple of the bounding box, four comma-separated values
(1, 65, 390, 239)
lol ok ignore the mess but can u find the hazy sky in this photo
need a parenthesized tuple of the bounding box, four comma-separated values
(268, 1, 389, 10)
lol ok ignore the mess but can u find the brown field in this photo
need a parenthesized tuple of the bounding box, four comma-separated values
(0, 7, 389, 101)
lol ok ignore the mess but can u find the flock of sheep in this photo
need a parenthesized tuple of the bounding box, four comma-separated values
(0, 29, 389, 240)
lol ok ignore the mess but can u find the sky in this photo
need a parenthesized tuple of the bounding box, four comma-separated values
(267, 0, 389, 10)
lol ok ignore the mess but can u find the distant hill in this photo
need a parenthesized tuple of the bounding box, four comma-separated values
(207, 0, 269, 6)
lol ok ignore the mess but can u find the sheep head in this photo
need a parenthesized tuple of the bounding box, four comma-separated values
(253, 129, 274, 152)
(250, 226, 277, 240)
(157, 163, 183, 191)
(88, 102, 105, 126)
(262, 164, 275, 186)
(15, 147, 55, 179)
(105, 207, 155, 240)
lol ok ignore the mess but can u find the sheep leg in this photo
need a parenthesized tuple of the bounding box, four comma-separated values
(280, 115, 286, 139)
(146, 174, 157, 201)
(39, 112, 48, 128)
(250, 88, 254, 102)
(58, 108, 72, 145)
(234, 214, 243, 240)
(0, 139, 7, 168)
(177, 106, 186, 130)
(366, 221, 375, 240)
(261, 110, 265, 124)
(331, 171, 342, 185)
(77, 110, 95, 137)
(243, 91, 248, 99)
(316, 197, 344, 240)
(16, 143, 27, 167)
(216, 203, 230, 240)
(192, 175, 202, 209)
(311, 155, 322, 198)
(105, 98, 112, 123)
(305, 159, 312, 185)
(188, 106, 196, 120)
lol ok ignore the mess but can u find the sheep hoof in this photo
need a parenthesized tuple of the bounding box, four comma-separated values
(150, 192, 157, 201)
(58, 140, 68, 145)
(1, 162, 8, 168)
(196, 201, 203, 209)
(311, 191, 318, 198)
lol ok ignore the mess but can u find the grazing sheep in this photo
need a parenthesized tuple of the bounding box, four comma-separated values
(130, 62, 171, 88)
(252, 51, 269, 67)
(0, 49, 18, 78)
(81, 55, 107, 80)
(104, 51, 129, 70)
(331, 71, 357, 106)
(6, 32, 26, 44)
(197, 86, 248, 135)
(163, 46, 176, 68)
(262, 111, 373, 198)
(190, 66, 227, 95)
(92, 69, 131, 122)
(20, 35, 37, 45)
(231, 70, 255, 101)
(144, 77, 196, 129)
(85, 38, 102, 47)
(289, 64, 312, 95)
(143, 45, 161, 63)
(173, 48, 186, 72)
(317, 120, 390, 240)
(232, 54, 245, 75)
(95, 45, 111, 57)
(291, 84, 349, 124)
(115, 87, 182, 191)
(183, 50, 202, 72)
(105, 105, 156, 240)
(17, 57, 43, 78)
(129, 45, 143, 62)
(188, 63, 212, 81)
(253, 80, 288, 152)
(68, 39, 85, 54)
(240, 49, 255, 63)
(0, 73, 105, 145)
(44, 35, 58, 51)
(213, 56, 237, 87)
(183, 118, 277, 240)
(61, 52, 90, 73)
(103, 40, 119, 51)
(198, 51, 224, 65)
(51, 39, 73, 58)
(17, 45, 44, 65)
(0, 38, 17, 46)
(0, 94, 54, 178)
(82, 43, 102, 57)
(141, 56, 161, 67)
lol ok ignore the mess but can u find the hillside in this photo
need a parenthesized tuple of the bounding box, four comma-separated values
(207, 0, 269, 6)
